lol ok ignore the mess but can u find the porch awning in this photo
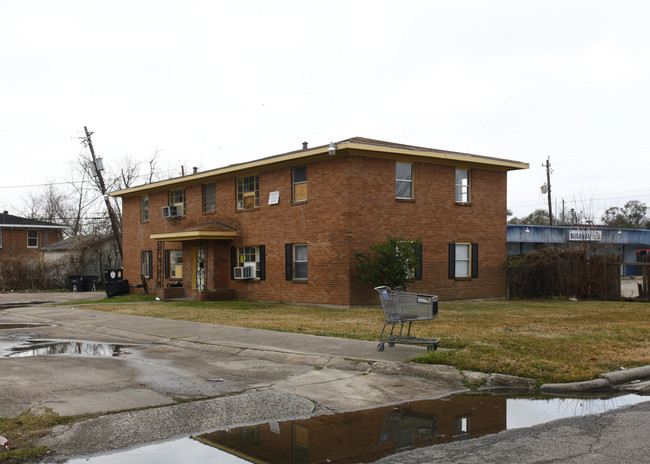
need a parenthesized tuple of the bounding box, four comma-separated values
(150, 222, 237, 242)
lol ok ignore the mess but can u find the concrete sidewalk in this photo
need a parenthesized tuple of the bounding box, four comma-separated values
(1, 298, 477, 418)
(2, 303, 428, 363)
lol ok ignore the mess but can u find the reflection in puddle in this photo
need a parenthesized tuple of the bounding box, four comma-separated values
(2, 340, 134, 358)
(61, 393, 650, 464)
(194, 395, 505, 463)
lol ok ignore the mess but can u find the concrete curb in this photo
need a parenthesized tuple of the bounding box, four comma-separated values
(540, 365, 650, 394)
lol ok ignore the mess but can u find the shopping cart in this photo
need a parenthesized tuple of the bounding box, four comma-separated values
(374, 286, 440, 352)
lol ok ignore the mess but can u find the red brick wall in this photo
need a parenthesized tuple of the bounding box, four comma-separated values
(0, 228, 62, 259)
(120, 150, 509, 305)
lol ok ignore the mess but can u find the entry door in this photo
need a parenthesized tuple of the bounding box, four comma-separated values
(195, 247, 206, 292)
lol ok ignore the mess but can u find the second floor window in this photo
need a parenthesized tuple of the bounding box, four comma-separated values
(293, 165, 307, 202)
(203, 183, 216, 212)
(455, 169, 470, 203)
(237, 175, 259, 209)
(141, 195, 149, 222)
(27, 229, 38, 248)
(396, 162, 413, 199)
(169, 188, 186, 216)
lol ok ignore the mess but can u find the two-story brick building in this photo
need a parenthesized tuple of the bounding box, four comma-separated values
(110, 137, 528, 306)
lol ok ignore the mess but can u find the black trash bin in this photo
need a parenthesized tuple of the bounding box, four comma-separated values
(104, 268, 123, 282)
(105, 279, 130, 297)
(82, 276, 99, 292)
(69, 275, 83, 292)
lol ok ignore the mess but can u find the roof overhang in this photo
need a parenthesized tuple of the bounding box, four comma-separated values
(110, 138, 529, 198)
(150, 230, 237, 242)
(0, 224, 67, 230)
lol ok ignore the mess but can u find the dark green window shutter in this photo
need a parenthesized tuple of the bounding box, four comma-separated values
(448, 243, 455, 279)
(259, 245, 266, 281)
(471, 243, 479, 278)
(414, 243, 423, 280)
(230, 247, 236, 280)
(285, 243, 293, 280)
(164, 250, 170, 279)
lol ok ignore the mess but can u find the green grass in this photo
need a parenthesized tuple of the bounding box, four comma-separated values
(0, 410, 74, 463)
(80, 298, 649, 385)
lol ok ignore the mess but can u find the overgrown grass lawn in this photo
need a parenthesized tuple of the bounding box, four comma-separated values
(82, 297, 649, 385)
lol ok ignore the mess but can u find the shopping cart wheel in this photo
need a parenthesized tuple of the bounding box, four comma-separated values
(427, 343, 438, 352)
(388, 342, 395, 347)
(377, 343, 385, 352)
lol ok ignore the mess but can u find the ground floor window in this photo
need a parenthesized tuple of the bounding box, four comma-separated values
(142, 250, 152, 278)
(230, 245, 265, 280)
(27, 229, 38, 248)
(170, 250, 183, 278)
(285, 243, 308, 280)
(449, 242, 478, 279)
(238, 246, 261, 278)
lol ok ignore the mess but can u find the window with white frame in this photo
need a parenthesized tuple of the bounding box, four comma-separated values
(141, 195, 149, 222)
(396, 162, 413, 199)
(455, 169, 470, 203)
(454, 243, 470, 278)
(293, 244, 308, 280)
(27, 229, 38, 248)
(169, 188, 186, 215)
(449, 242, 478, 279)
(202, 183, 216, 212)
(169, 250, 183, 278)
(237, 175, 259, 209)
(292, 165, 307, 202)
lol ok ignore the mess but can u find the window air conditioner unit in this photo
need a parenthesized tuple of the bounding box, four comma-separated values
(162, 206, 179, 218)
(234, 263, 256, 280)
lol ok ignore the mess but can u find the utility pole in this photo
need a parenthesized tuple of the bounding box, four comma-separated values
(82, 126, 123, 260)
(542, 157, 553, 226)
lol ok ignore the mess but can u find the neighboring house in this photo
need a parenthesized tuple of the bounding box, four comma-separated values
(0, 211, 66, 257)
(110, 137, 528, 305)
(41, 234, 122, 283)
(0, 211, 67, 289)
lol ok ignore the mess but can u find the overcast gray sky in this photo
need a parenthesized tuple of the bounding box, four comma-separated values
(1, 0, 648, 220)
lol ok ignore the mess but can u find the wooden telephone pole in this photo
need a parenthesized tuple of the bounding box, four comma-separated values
(83, 126, 123, 260)
(543, 156, 553, 226)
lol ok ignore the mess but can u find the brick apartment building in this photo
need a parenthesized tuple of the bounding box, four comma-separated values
(110, 137, 528, 306)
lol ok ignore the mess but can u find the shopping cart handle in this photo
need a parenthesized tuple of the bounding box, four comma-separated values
(374, 286, 391, 291)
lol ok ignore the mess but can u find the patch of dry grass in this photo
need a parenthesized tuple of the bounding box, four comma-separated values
(82, 298, 649, 385)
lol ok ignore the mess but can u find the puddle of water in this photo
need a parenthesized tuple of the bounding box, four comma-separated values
(2, 339, 135, 358)
(56, 393, 650, 464)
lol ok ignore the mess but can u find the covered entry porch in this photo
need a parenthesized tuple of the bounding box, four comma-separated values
(150, 223, 237, 300)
